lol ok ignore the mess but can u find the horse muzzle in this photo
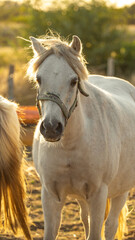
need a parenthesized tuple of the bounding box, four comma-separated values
(40, 118, 63, 142)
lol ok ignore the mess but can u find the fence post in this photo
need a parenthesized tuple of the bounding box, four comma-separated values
(107, 57, 115, 76)
(8, 64, 14, 100)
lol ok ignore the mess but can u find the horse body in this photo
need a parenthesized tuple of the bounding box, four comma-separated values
(29, 35, 135, 240)
(88, 75, 135, 196)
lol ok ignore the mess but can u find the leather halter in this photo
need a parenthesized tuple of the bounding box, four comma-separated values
(36, 79, 89, 123)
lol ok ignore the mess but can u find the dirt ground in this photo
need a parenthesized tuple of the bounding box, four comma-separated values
(0, 160, 135, 240)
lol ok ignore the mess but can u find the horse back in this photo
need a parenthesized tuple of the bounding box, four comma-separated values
(88, 75, 135, 102)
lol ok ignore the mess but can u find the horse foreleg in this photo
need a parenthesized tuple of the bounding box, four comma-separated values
(41, 186, 64, 240)
(87, 183, 108, 240)
(105, 192, 128, 240)
(78, 199, 90, 239)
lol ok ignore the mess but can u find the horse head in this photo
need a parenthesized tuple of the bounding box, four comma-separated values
(29, 35, 89, 142)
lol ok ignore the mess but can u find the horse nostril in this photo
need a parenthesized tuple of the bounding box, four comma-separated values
(55, 122, 63, 134)
(40, 121, 45, 134)
(40, 120, 45, 130)
(42, 120, 46, 129)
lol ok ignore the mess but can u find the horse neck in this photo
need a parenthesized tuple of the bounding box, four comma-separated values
(61, 94, 85, 148)
(61, 82, 108, 149)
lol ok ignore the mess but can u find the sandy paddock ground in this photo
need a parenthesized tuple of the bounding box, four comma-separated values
(0, 160, 135, 240)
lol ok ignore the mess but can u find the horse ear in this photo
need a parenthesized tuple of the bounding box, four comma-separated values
(70, 35, 82, 53)
(30, 36, 45, 55)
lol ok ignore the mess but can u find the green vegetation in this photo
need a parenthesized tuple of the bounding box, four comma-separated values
(0, 0, 135, 104)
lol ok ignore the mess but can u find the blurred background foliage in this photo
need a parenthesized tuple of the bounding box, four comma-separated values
(0, 0, 135, 104)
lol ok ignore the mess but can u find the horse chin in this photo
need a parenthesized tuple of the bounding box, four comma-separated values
(45, 137, 61, 142)
(40, 131, 62, 142)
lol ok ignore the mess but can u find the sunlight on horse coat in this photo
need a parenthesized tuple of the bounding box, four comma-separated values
(0, 96, 32, 239)
(28, 34, 135, 240)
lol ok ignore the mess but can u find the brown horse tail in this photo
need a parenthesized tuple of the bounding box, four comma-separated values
(0, 97, 32, 239)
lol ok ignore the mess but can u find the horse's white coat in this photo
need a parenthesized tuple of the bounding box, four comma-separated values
(31, 36, 135, 240)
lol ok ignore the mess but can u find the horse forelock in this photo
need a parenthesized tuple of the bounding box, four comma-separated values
(27, 36, 89, 82)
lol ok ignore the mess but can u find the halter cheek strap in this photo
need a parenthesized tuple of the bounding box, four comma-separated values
(37, 91, 78, 121)
(36, 79, 89, 123)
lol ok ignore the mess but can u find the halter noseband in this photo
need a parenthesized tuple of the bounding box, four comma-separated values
(36, 79, 89, 123)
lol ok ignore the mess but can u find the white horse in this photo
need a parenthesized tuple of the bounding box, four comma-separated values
(28, 35, 135, 240)
(0, 96, 32, 239)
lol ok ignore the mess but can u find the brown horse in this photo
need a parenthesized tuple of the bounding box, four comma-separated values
(0, 96, 32, 239)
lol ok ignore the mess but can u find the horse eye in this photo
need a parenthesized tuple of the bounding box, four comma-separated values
(36, 76, 41, 85)
(70, 77, 78, 87)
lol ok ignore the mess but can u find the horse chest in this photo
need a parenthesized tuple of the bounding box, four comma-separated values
(40, 152, 89, 179)
(38, 147, 104, 199)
